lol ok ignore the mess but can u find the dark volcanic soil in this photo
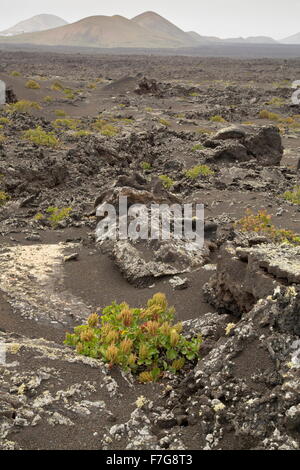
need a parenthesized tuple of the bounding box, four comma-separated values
(0, 50, 300, 451)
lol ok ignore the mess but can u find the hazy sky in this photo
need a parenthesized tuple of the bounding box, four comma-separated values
(1, 0, 300, 39)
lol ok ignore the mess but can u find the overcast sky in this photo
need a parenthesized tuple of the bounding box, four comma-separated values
(1, 0, 299, 39)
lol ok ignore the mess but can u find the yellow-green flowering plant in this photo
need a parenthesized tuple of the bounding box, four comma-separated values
(65, 293, 202, 383)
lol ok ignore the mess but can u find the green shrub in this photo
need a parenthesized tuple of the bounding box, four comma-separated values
(280, 117, 295, 125)
(159, 175, 175, 189)
(54, 109, 67, 117)
(51, 81, 64, 91)
(0, 134, 6, 144)
(283, 186, 300, 205)
(210, 115, 226, 123)
(140, 162, 152, 171)
(46, 206, 72, 228)
(100, 124, 119, 137)
(159, 118, 170, 126)
(0, 117, 11, 126)
(118, 117, 134, 124)
(25, 80, 40, 89)
(236, 209, 300, 245)
(23, 126, 59, 147)
(93, 119, 119, 137)
(0, 191, 9, 206)
(65, 293, 202, 383)
(34, 212, 44, 221)
(191, 144, 204, 152)
(185, 165, 214, 179)
(259, 110, 280, 121)
(52, 118, 79, 130)
(10, 71, 21, 77)
(266, 97, 286, 106)
(43, 96, 53, 103)
(63, 88, 75, 100)
(6, 100, 41, 113)
(72, 130, 92, 138)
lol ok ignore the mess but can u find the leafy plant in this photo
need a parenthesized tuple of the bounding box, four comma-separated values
(0, 117, 11, 126)
(6, 100, 41, 113)
(140, 161, 152, 171)
(73, 130, 92, 138)
(159, 118, 170, 126)
(51, 81, 64, 92)
(25, 80, 40, 89)
(191, 144, 204, 152)
(46, 206, 72, 228)
(55, 109, 67, 117)
(65, 293, 202, 382)
(0, 191, 9, 206)
(259, 110, 280, 121)
(63, 88, 75, 100)
(23, 126, 59, 147)
(43, 96, 53, 103)
(93, 119, 119, 137)
(118, 117, 134, 124)
(185, 165, 214, 179)
(10, 71, 21, 77)
(280, 117, 295, 125)
(236, 209, 300, 245)
(52, 118, 79, 130)
(283, 186, 300, 205)
(0, 135, 6, 144)
(210, 115, 226, 123)
(159, 175, 175, 189)
(266, 97, 286, 106)
(34, 212, 44, 221)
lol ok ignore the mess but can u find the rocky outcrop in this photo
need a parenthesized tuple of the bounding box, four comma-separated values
(134, 77, 162, 96)
(204, 242, 300, 316)
(205, 125, 283, 166)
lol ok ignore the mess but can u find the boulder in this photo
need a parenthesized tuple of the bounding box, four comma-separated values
(206, 125, 283, 166)
(134, 77, 161, 96)
(209, 141, 249, 163)
(213, 126, 246, 140)
(243, 125, 283, 166)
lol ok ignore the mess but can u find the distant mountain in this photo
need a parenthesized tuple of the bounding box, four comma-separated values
(187, 31, 277, 45)
(186, 31, 221, 44)
(244, 36, 277, 44)
(281, 33, 300, 44)
(132, 11, 196, 46)
(0, 11, 279, 48)
(0, 14, 68, 36)
(222, 36, 277, 44)
(1, 15, 193, 48)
